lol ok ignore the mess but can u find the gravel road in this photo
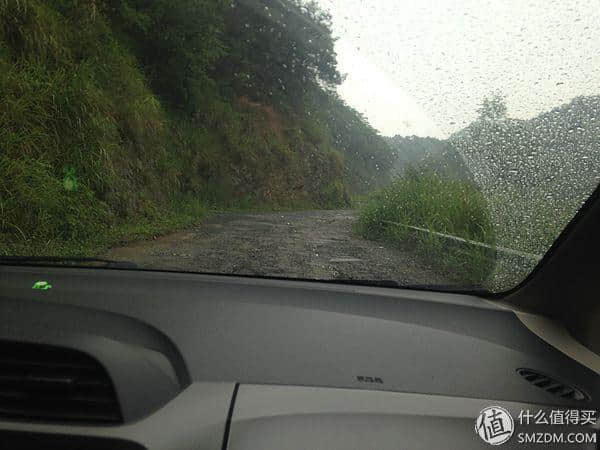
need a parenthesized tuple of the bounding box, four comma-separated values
(103, 210, 451, 285)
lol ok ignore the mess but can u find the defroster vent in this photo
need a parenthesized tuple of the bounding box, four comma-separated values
(517, 368, 590, 402)
(0, 340, 122, 424)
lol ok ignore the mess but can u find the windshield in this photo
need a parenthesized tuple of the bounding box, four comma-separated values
(2, 0, 599, 292)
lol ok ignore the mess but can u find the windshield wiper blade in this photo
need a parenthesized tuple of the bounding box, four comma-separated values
(0, 256, 137, 269)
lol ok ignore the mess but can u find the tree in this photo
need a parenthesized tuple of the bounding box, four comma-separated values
(102, 0, 228, 113)
(215, 0, 342, 110)
(477, 93, 507, 121)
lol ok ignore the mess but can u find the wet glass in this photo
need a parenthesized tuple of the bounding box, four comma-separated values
(2, 0, 599, 293)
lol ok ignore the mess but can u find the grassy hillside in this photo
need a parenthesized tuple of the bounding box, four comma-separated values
(0, 0, 394, 256)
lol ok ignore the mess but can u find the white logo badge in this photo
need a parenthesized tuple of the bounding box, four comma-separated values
(475, 406, 514, 446)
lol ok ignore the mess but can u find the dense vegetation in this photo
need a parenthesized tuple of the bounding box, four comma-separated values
(358, 125, 493, 286)
(356, 171, 495, 286)
(0, 0, 394, 256)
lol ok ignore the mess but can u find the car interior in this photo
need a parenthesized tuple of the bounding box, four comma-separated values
(0, 184, 599, 449)
(1, 0, 600, 448)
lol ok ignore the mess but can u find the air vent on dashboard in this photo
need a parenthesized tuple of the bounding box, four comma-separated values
(0, 341, 122, 424)
(517, 368, 589, 402)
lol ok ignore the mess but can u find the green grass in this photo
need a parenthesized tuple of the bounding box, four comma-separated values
(355, 171, 496, 286)
(1, 195, 208, 258)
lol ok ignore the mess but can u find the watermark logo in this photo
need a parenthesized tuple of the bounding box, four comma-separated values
(476, 406, 514, 446)
(476, 406, 597, 446)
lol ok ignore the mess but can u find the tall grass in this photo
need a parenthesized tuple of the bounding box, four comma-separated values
(1, 194, 208, 257)
(356, 171, 496, 286)
(0, 1, 177, 251)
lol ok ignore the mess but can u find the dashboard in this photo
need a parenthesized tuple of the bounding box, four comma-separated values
(0, 265, 598, 449)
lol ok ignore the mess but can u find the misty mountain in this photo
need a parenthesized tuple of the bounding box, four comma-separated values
(450, 94, 600, 256)
(386, 135, 473, 181)
(451, 95, 600, 202)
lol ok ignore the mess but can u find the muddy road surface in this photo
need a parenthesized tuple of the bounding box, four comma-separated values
(103, 210, 451, 286)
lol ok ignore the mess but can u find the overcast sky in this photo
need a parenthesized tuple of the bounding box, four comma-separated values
(316, 0, 600, 138)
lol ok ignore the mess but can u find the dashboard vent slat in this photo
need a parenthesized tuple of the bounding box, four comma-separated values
(517, 368, 590, 402)
(0, 341, 122, 424)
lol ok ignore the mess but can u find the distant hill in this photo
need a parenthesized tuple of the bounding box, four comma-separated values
(386, 135, 473, 181)
(449, 94, 600, 258)
(451, 95, 600, 205)
(386, 135, 445, 167)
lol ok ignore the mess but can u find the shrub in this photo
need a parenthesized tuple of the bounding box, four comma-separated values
(356, 170, 496, 286)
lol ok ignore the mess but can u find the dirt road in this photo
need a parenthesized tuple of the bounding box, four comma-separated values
(103, 210, 449, 285)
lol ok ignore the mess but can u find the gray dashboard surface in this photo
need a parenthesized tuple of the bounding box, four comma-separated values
(229, 385, 598, 450)
(0, 265, 598, 409)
